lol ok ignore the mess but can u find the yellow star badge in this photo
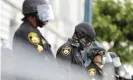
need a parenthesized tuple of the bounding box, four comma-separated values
(28, 32, 40, 46)
(61, 46, 71, 56)
(88, 68, 96, 76)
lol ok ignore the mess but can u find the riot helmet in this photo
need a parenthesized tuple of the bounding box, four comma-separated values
(22, 0, 54, 27)
(72, 23, 96, 49)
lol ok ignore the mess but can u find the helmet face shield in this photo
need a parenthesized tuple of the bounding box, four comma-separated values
(37, 4, 54, 22)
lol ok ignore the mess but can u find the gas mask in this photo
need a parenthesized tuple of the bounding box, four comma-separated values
(79, 37, 92, 50)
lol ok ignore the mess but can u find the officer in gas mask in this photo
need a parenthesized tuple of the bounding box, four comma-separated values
(86, 47, 106, 80)
(13, 0, 54, 57)
(56, 23, 96, 67)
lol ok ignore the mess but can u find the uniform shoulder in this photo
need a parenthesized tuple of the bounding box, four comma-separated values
(17, 21, 38, 32)
(62, 42, 72, 47)
(87, 63, 96, 69)
(14, 22, 29, 34)
(58, 42, 72, 51)
(56, 42, 72, 56)
(13, 22, 41, 46)
(15, 21, 40, 37)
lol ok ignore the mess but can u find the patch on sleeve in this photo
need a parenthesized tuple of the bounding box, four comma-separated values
(88, 68, 96, 76)
(28, 32, 40, 46)
(61, 46, 71, 56)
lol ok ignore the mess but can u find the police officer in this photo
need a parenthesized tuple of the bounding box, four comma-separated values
(86, 47, 106, 80)
(109, 52, 122, 80)
(56, 23, 96, 67)
(109, 52, 132, 80)
(13, 0, 54, 57)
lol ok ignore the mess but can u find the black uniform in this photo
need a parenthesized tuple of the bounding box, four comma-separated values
(13, 0, 54, 58)
(13, 20, 53, 58)
(56, 38, 84, 67)
(11, 0, 55, 79)
(56, 23, 96, 68)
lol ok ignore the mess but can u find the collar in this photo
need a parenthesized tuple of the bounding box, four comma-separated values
(23, 20, 37, 29)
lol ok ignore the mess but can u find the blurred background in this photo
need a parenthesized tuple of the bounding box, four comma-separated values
(0, 0, 133, 79)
